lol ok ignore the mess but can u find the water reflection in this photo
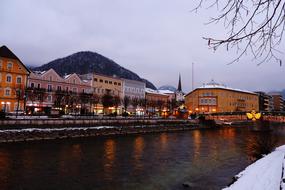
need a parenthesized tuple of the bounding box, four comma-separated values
(0, 127, 285, 190)
(0, 151, 10, 190)
(246, 131, 278, 161)
(193, 130, 201, 160)
(103, 139, 116, 180)
(133, 136, 145, 171)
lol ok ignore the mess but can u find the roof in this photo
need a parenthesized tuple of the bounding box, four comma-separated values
(158, 90, 175, 94)
(186, 80, 257, 96)
(0, 45, 30, 73)
(146, 88, 169, 96)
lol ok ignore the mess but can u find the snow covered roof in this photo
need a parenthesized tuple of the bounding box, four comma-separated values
(158, 90, 175, 94)
(192, 80, 257, 95)
(145, 88, 169, 96)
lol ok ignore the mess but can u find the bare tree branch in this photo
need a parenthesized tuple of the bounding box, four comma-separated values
(195, 0, 285, 65)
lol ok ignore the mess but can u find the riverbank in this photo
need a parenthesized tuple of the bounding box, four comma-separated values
(0, 124, 211, 143)
(0, 118, 196, 129)
(223, 145, 285, 190)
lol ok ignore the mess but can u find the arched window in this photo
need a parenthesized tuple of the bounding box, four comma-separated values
(16, 76, 22, 84)
(7, 62, 13, 70)
(4, 88, 11, 96)
(6, 74, 12, 83)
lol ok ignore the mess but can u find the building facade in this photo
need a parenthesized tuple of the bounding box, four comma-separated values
(145, 88, 170, 116)
(122, 79, 145, 99)
(27, 69, 92, 114)
(122, 78, 145, 114)
(255, 91, 274, 112)
(185, 81, 259, 113)
(0, 46, 30, 113)
(269, 92, 284, 111)
(80, 73, 123, 114)
(82, 73, 123, 98)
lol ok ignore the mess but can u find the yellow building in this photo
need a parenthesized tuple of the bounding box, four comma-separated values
(0, 46, 30, 113)
(185, 80, 259, 113)
(80, 73, 123, 114)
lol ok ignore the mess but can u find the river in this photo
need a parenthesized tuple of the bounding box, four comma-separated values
(0, 126, 285, 190)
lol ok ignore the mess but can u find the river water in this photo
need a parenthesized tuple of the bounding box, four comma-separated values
(1, 126, 285, 190)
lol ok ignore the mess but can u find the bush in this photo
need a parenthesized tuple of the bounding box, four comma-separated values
(0, 110, 6, 119)
(122, 112, 129, 117)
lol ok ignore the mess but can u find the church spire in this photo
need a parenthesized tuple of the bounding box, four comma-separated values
(177, 73, 182, 92)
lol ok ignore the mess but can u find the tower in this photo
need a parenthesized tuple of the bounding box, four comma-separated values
(176, 73, 184, 102)
(177, 73, 182, 92)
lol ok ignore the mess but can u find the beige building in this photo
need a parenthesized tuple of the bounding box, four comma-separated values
(185, 80, 259, 113)
(81, 73, 123, 98)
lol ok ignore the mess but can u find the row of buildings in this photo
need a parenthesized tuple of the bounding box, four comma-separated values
(1, 45, 284, 116)
(184, 80, 285, 114)
(0, 46, 184, 116)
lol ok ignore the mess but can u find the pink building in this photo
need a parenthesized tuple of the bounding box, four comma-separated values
(26, 69, 92, 114)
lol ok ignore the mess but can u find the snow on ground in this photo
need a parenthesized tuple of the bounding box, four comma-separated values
(0, 126, 115, 133)
(224, 145, 285, 190)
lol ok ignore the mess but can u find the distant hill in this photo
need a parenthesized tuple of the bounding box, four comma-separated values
(158, 85, 177, 92)
(33, 51, 156, 89)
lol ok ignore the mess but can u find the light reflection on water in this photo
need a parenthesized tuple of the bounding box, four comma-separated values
(0, 126, 285, 190)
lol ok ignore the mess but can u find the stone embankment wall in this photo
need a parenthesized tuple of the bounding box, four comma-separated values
(0, 125, 206, 143)
(0, 118, 195, 128)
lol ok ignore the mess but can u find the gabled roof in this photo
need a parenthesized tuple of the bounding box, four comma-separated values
(0, 45, 30, 73)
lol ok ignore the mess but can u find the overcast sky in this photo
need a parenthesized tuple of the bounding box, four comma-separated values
(1, 0, 284, 93)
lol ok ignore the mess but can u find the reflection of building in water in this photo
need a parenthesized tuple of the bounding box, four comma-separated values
(133, 136, 145, 171)
(0, 151, 10, 190)
(103, 139, 116, 180)
(160, 133, 168, 151)
(246, 132, 277, 161)
(193, 130, 201, 160)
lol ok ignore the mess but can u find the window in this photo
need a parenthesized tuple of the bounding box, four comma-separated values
(48, 85, 52, 92)
(7, 62, 13, 70)
(118, 83, 121, 86)
(57, 86, 62, 91)
(114, 82, 117, 85)
(6, 75, 12, 83)
(66, 87, 69, 91)
(49, 76, 52, 81)
(0, 60, 2, 69)
(37, 84, 41, 89)
(100, 79, 103, 83)
(16, 76, 22, 84)
(73, 79, 76, 84)
(30, 83, 35, 88)
(82, 89, 85, 93)
(47, 95, 52, 102)
(5, 88, 11, 96)
(109, 81, 112, 84)
(94, 78, 98, 81)
(105, 80, 108, 84)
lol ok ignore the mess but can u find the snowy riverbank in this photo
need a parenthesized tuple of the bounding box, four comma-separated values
(224, 145, 285, 190)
